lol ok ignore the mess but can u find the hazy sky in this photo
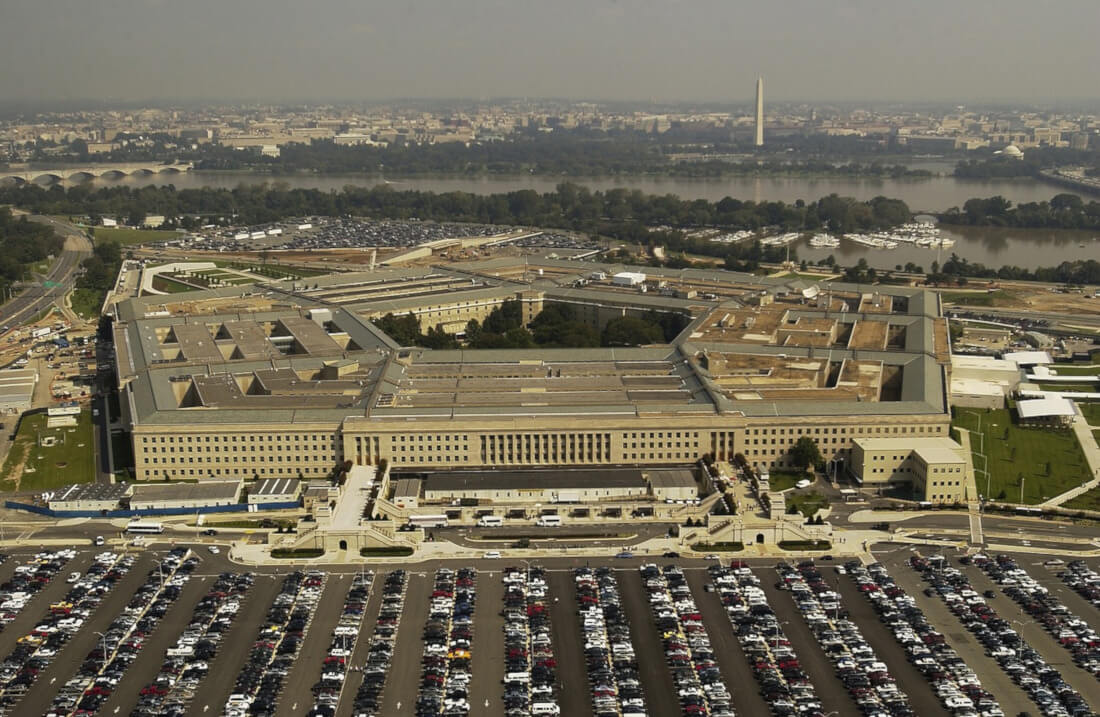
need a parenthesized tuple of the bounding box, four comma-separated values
(2, 0, 1098, 106)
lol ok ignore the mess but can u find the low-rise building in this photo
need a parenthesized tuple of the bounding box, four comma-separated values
(1016, 397, 1077, 428)
(646, 468, 700, 502)
(48, 482, 133, 512)
(0, 368, 38, 414)
(391, 478, 422, 510)
(851, 437, 969, 503)
(129, 480, 241, 510)
(248, 477, 301, 506)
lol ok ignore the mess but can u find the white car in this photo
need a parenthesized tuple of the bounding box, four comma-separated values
(66, 572, 82, 584)
(208, 546, 220, 554)
(795, 479, 812, 489)
(483, 551, 502, 559)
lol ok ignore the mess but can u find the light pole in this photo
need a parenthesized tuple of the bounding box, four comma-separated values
(94, 630, 110, 672)
(773, 620, 790, 653)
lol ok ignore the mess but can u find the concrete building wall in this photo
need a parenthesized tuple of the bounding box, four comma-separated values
(134, 424, 341, 481)
(911, 453, 967, 504)
(131, 411, 949, 481)
(422, 484, 645, 503)
(851, 437, 968, 503)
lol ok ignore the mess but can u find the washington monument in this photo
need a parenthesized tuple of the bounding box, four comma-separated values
(754, 77, 764, 146)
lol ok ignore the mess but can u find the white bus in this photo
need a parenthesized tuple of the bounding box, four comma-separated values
(477, 516, 503, 528)
(125, 520, 164, 534)
(408, 514, 448, 529)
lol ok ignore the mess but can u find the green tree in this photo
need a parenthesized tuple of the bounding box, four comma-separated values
(790, 436, 822, 472)
(601, 316, 664, 347)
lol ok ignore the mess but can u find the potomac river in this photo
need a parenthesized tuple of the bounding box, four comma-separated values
(59, 170, 1100, 270)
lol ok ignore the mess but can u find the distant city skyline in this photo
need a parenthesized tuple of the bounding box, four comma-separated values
(1, 0, 1099, 106)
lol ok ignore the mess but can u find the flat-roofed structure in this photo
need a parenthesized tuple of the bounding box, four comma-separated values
(1016, 397, 1077, 427)
(129, 480, 242, 510)
(851, 436, 969, 503)
(48, 482, 133, 512)
(646, 468, 700, 502)
(419, 468, 650, 503)
(248, 477, 302, 505)
(113, 258, 952, 483)
(0, 368, 38, 414)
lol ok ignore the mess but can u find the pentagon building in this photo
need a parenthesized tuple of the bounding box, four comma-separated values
(110, 258, 952, 482)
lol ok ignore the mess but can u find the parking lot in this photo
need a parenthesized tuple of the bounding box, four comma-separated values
(1, 544, 1099, 715)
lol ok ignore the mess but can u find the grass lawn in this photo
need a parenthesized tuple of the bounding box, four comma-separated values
(150, 275, 198, 294)
(214, 260, 327, 279)
(953, 407, 1092, 504)
(1067, 486, 1100, 512)
(785, 491, 829, 518)
(0, 411, 95, 492)
(1082, 403, 1100, 426)
(92, 227, 178, 247)
(1035, 382, 1098, 393)
(360, 546, 414, 557)
(768, 471, 810, 492)
(690, 542, 744, 552)
(776, 272, 834, 281)
(1047, 365, 1100, 377)
(939, 290, 1016, 307)
(70, 287, 104, 320)
(778, 540, 832, 551)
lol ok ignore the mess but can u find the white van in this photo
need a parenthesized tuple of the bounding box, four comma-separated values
(536, 515, 562, 527)
(477, 516, 503, 528)
(532, 703, 562, 715)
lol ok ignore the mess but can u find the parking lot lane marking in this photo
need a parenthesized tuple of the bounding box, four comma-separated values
(760, 568, 865, 714)
(95, 574, 213, 716)
(6, 551, 157, 717)
(547, 570, 593, 717)
(833, 567, 952, 717)
(467, 566, 505, 717)
(333, 572, 385, 717)
(615, 569, 681, 717)
(183, 568, 282, 717)
(876, 552, 1035, 707)
(683, 567, 774, 716)
(275, 574, 353, 717)
(379, 573, 430, 716)
(958, 560, 1100, 708)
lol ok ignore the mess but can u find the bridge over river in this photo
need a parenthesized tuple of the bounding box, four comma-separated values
(0, 161, 193, 184)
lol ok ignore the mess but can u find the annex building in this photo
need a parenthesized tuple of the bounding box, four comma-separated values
(111, 258, 954, 499)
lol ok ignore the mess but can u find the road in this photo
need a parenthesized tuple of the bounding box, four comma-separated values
(0, 214, 92, 330)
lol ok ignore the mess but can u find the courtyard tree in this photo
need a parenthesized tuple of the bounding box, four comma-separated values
(790, 436, 823, 473)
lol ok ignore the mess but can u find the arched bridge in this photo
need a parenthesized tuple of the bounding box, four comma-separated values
(0, 161, 194, 184)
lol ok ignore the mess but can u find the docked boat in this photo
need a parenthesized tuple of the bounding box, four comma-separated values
(809, 233, 840, 248)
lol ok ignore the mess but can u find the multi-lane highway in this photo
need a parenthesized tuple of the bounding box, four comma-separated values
(0, 214, 92, 330)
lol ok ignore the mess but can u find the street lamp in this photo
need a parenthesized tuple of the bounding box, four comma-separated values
(94, 630, 111, 672)
(774, 620, 790, 652)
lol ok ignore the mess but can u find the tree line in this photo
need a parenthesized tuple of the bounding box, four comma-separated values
(24, 128, 938, 179)
(0, 208, 64, 294)
(374, 300, 690, 350)
(939, 193, 1100, 230)
(0, 181, 918, 270)
(954, 146, 1100, 180)
(927, 252, 1100, 286)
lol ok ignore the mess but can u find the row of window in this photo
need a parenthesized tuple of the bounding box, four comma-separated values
(142, 434, 334, 444)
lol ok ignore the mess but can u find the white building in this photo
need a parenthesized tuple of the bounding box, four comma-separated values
(611, 272, 646, 287)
